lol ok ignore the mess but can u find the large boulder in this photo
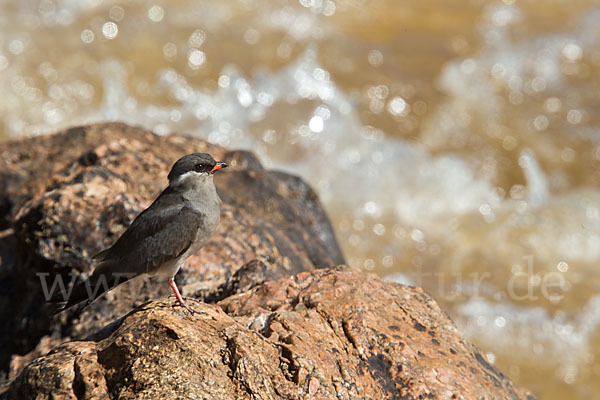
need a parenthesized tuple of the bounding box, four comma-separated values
(2, 269, 534, 399)
(0, 123, 343, 378)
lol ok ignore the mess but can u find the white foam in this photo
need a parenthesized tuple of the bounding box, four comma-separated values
(456, 295, 600, 381)
(518, 149, 549, 207)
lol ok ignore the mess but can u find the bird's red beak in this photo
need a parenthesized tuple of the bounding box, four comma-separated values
(210, 161, 228, 173)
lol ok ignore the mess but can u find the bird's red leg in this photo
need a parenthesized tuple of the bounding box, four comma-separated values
(169, 278, 202, 314)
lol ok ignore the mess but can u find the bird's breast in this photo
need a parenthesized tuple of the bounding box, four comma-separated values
(189, 199, 220, 249)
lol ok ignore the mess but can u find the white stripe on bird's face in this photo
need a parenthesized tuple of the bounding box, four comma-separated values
(171, 170, 210, 187)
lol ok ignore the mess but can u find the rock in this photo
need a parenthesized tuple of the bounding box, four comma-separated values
(0, 123, 343, 378)
(205, 259, 280, 303)
(6, 336, 62, 382)
(1, 269, 534, 399)
(0, 123, 534, 399)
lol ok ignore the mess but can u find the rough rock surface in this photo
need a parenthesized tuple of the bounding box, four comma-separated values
(0, 123, 343, 379)
(2, 269, 534, 399)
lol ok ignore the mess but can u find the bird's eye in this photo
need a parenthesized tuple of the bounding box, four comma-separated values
(195, 164, 204, 172)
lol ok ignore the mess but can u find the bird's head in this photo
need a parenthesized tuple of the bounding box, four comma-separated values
(168, 153, 228, 186)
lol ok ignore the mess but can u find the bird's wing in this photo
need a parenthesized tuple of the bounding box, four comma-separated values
(133, 206, 205, 272)
(94, 188, 205, 274)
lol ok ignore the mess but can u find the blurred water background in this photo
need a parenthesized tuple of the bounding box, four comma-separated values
(1, 0, 600, 398)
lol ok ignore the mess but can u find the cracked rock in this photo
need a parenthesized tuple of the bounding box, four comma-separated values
(2, 269, 534, 399)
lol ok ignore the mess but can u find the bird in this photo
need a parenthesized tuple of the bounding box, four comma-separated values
(51, 153, 228, 314)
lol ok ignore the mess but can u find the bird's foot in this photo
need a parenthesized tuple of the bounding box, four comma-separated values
(168, 294, 203, 304)
(170, 296, 206, 315)
(177, 300, 206, 315)
(168, 279, 205, 315)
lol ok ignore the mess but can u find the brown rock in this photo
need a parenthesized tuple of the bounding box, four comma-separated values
(0, 123, 343, 378)
(2, 269, 534, 399)
(7, 336, 63, 382)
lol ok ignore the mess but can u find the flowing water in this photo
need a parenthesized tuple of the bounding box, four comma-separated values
(1, 0, 600, 398)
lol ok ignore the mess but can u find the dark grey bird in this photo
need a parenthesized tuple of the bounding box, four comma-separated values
(52, 153, 227, 313)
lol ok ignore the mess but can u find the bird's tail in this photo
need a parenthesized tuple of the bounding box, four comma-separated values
(48, 262, 135, 314)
